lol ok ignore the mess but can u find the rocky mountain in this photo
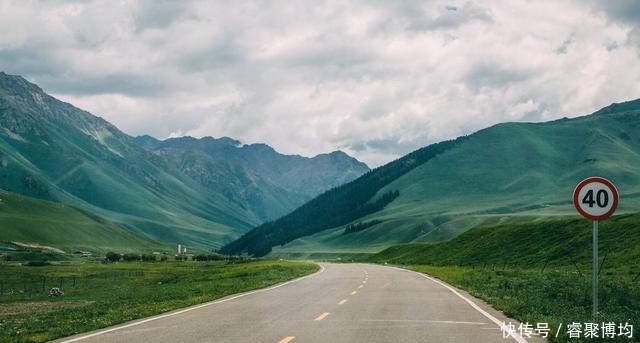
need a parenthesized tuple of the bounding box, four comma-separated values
(134, 135, 369, 222)
(0, 72, 368, 251)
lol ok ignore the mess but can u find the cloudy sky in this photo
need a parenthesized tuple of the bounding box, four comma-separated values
(1, 1, 640, 166)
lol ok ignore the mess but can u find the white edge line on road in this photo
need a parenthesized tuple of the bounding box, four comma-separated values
(57, 264, 326, 343)
(389, 266, 528, 343)
(359, 319, 488, 325)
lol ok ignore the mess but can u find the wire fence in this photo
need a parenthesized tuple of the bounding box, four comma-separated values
(0, 270, 146, 297)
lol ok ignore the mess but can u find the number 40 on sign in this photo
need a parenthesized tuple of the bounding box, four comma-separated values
(574, 177, 618, 221)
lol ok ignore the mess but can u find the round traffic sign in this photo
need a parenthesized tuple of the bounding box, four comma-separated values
(573, 177, 619, 221)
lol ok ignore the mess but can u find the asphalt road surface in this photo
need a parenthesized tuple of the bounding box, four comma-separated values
(55, 263, 545, 343)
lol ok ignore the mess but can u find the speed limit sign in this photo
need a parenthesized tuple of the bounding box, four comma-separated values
(572, 176, 619, 320)
(573, 177, 619, 221)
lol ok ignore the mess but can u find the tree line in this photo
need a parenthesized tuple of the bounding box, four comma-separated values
(344, 219, 384, 235)
(105, 252, 164, 262)
(103, 252, 247, 263)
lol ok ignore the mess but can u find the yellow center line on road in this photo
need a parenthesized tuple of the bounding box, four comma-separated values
(338, 299, 348, 305)
(277, 336, 295, 343)
(358, 285, 363, 289)
(363, 280, 367, 284)
(351, 291, 357, 295)
(314, 312, 330, 321)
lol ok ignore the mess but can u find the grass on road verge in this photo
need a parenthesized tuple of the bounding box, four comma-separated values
(409, 265, 638, 343)
(368, 214, 640, 342)
(0, 260, 318, 342)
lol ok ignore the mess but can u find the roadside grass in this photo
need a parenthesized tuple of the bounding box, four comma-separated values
(0, 260, 318, 342)
(367, 214, 640, 342)
(406, 265, 638, 342)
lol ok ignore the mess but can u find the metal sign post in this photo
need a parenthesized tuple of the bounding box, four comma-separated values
(592, 220, 598, 319)
(572, 177, 618, 320)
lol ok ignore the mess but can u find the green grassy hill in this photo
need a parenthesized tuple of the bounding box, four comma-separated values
(0, 72, 368, 252)
(0, 189, 168, 254)
(0, 72, 260, 251)
(221, 139, 460, 256)
(366, 213, 640, 272)
(225, 98, 640, 257)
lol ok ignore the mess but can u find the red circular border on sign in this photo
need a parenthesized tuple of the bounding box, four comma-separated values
(572, 177, 619, 221)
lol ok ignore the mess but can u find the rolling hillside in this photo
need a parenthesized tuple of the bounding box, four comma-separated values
(0, 189, 167, 253)
(366, 213, 640, 271)
(0, 72, 367, 251)
(0, 72, 257, 250)
(223, 98, 640, 257)
(220, 139, 462, 256)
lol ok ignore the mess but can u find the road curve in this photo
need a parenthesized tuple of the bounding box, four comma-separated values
(54, 263, 543, 343)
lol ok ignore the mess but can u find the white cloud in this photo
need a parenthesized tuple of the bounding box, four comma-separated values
(1, 0, 640, 167)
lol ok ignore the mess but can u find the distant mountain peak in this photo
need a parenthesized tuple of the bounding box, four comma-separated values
(242, 142, 277, 154)
(134, 133, 370, 213)
(0, 72, 46, 97)
(323, 150, 356, 159)
(156, 135, 243, 147)
(137, 134, 158, 140)
(204, 136, 242, 147)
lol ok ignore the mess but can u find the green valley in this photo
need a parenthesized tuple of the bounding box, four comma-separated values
(3, 3, 639, 342)
(0, 72, 367, 252)
(224, 99, 640, 257)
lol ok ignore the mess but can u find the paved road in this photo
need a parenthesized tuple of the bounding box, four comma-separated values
(55, 263, 544, 343)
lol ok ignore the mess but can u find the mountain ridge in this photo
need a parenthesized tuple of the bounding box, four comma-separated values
(133, 134, 369, 222)
(223, 97, 640, 257)
(0, 72, 368, 251)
